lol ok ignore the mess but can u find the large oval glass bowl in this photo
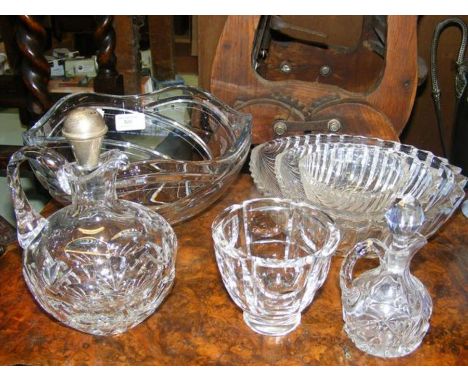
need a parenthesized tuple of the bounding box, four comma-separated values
(24, 86, 252, 224)
(250, 134, 467, 252)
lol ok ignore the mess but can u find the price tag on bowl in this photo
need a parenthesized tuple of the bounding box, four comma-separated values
(115, 113, 146, 131)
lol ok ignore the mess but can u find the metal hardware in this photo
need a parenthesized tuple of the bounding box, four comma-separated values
(320, 65, 332, 77)
(327, 119, 342, 132)
(62, 107, 108, 170)
(273, 121, 288, 135)
(253, 16, 272, 65)
(280, 61, 292, 74)
(272, 118, 344, 134)
(64, 57, 98, 78)
(431, 17, 468, 158)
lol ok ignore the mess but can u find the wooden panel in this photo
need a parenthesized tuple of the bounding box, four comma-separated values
(174, 39, 198, 74)
(257, 16, 385, 93)
(0, 174, 466, 365)
(279, 16, 363, 46)
(148, 16, 175, 81)
(198, 16, 366, 92)
(257, 39, 384, 93)
(191, 15, 198, 56)
(210, 16, 418, 143)
(114, 16, 141, 95)
(197, 16, 227, 90)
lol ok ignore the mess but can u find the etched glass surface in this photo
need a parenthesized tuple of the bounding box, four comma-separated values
(24, 86, 252, 224)
(212, 198, 340, 336)
(8, 149, 177, 335)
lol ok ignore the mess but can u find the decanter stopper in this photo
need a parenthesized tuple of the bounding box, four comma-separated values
(62, 107, 107, 170)
(384, 195, 425, 244)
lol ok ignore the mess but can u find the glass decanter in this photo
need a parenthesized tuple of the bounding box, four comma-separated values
(8, 108, 177, 336)
(340, 195, 432, 357)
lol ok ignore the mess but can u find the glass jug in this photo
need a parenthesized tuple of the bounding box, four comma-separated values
(8, 108, 177, 336)
(340, 195, 432, 357)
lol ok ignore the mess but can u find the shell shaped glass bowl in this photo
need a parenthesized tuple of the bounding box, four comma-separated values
(250, 134, 467, 251)
(212, 198, 340, 336)
(24, 86, 252, 224)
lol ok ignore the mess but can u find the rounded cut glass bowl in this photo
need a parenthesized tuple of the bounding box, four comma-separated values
(24, 86, 252, 224)
(24, 193, 178, 336)
(250, 134, 467, 251)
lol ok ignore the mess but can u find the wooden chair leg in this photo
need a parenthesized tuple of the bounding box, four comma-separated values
(93, 16, 124, 94)
(16, 15, 52, 125)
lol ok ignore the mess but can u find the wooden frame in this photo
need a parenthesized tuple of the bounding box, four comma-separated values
(210, 16, 418, 143)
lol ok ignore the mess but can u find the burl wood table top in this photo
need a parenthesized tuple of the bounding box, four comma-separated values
(0, 174, 466, 365)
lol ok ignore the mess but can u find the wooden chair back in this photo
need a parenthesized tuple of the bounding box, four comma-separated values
(210, 16, 418, 143)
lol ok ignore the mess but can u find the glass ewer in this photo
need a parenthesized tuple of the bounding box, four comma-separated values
(340, 195, 432, 357)
(8, 108, 177, 335)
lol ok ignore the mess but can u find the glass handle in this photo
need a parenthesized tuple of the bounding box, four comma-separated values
(340, 239, 386, 292)
(7, 146, 67, 249)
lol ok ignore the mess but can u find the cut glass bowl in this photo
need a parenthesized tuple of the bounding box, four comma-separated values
(250, 134, 467, 252)
(212, 198, 340, 336)
(24, 86, 252, 224)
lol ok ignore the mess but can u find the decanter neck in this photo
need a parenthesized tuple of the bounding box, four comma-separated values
(384, 248, 413, 274)
(384, 236, 427, 274)
(60, 150, 128, 206)
(70, 167, 117, 205)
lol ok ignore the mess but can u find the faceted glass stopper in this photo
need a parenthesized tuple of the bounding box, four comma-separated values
(384, 195, 425, 237)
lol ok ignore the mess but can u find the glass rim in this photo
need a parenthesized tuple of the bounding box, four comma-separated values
(211, 197, 341, 266)
(24, 85, 253, 166)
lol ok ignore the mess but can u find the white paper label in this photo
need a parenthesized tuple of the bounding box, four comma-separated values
(115, 113, 146, 131)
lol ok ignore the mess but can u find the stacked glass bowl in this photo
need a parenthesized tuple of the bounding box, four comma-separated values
(250, 134, 467, 252)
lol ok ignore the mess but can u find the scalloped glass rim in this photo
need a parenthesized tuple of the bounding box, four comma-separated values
(24, 85, 252, 224)
(250, 134, 467, 239)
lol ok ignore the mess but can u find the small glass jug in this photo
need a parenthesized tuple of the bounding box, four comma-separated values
(340, 195, 432, 357)
(8, 108, 177, 336)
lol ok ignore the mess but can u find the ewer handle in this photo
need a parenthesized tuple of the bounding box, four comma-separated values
(340, 239, 386, 293)
(7, 146, 67, 249)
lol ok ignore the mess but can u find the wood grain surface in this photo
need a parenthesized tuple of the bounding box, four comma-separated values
(0, 174, 466, 365)
(210, 16, 417, 143)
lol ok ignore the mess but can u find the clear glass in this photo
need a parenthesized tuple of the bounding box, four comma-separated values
(297, 144, 407, 221)
(250, 134, 467, 253)
(8, 147, 177, 335)
(212, 198, 340, 336)
(340, 196, 432, 358)
(24, 86, 252, 224)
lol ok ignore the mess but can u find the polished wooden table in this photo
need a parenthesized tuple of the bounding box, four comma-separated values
(0, 174, 467, 365)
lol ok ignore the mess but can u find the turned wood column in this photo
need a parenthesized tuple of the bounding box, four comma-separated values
(93, 16, 124, 94)
(16, 15, 52, 123)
